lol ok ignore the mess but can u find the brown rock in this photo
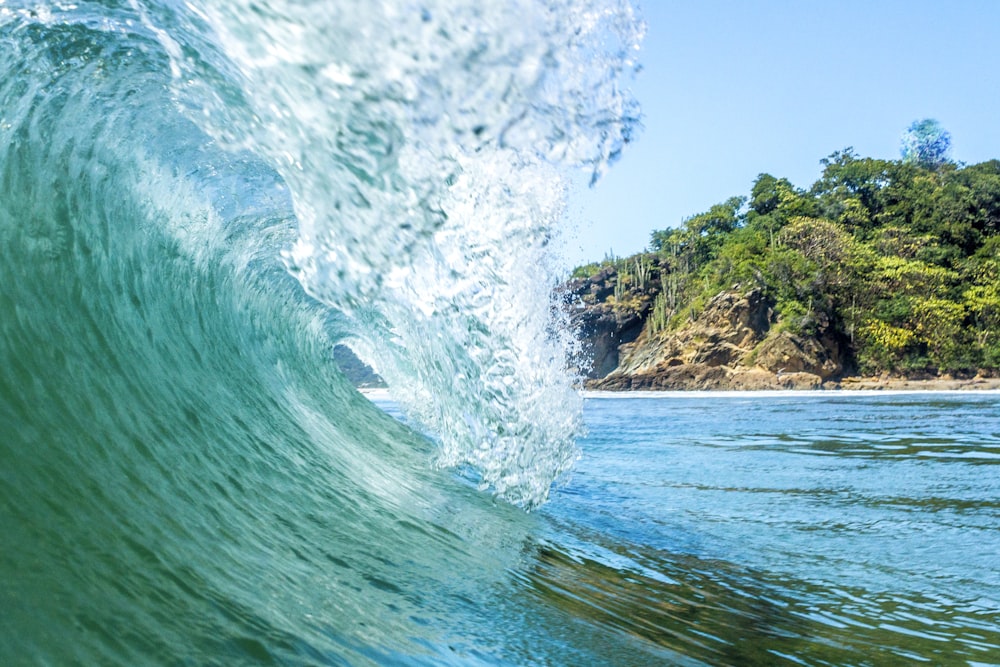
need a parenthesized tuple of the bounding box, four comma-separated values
(570, 304, 644, 378)
(572, 282, 852, 391)
(775, 371, 824, 390)
(754, 331, 843, 380)
(616, 288, 774, 376)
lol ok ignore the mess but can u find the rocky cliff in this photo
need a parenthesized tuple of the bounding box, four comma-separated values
(562, 265, 650, 379)
(333, 344, 385, 388)
(564, 270, 848, 390)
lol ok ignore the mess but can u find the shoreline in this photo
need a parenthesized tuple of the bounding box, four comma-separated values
(823, 376, 1000, 392)
(583, 366, 1000, 393)
(583, 375, 1000, 394)
(582, 387, 1000, 399)
(359, 377, 1000, 402)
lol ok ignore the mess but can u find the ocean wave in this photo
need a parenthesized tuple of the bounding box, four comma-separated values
(0, 1, 641, 663)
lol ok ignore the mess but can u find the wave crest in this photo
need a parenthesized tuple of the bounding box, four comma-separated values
(148, 0, 643, 506)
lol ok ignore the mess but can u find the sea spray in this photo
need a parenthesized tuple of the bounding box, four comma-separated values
(151, 0, 644, 506)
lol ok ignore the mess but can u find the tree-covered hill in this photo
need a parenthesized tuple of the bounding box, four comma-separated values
(569, 148, 1000, 382)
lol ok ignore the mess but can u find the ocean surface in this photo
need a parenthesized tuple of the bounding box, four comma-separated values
(368, 391, 1000, 666)
(2, 1, 999, 665)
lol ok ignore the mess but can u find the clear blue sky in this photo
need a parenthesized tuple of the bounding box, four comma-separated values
(563, 0, 1000, 265)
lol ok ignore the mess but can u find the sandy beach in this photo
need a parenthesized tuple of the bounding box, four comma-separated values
(827, 375, 1000, 392)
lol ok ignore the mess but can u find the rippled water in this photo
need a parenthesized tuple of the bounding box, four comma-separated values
(375, 391, 1000, 665)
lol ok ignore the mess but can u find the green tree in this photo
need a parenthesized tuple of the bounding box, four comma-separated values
(581, 150, 1000, 378)
(651, 196, 746, 269)
(911, 298, 968, 371)
(856, 319, 916, 373)
(811, 149, 894, 231)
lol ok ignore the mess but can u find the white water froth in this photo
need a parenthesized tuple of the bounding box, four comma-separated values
(161, 0, 644, 507)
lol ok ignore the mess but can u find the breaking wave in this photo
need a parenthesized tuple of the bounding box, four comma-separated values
(0, 0, 641, 663)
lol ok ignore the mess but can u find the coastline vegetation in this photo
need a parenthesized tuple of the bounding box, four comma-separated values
(573, 146, 1000, 377)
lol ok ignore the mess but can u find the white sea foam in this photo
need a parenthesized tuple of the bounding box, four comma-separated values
(162, 0, 643, 507)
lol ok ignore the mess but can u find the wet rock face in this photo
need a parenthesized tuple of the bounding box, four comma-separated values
(561, 268, 651, 379)
(570, 305, 644, 378)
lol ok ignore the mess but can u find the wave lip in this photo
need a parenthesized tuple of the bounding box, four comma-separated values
(150, 0, 643, 506)
(1, 0, 643, 508)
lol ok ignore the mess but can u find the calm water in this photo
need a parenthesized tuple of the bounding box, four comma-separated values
(377, 391, 1000, 666)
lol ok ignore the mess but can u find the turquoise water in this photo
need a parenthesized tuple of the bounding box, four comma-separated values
(2, 1, 999, 664)
(538, 393, 1000, 665)
(370, 392, 1000, 666)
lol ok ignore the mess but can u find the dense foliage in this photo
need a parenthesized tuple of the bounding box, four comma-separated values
(577, 149, 1000, 376)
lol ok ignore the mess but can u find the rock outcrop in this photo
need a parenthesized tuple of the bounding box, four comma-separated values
(569, 279, 847, 391)
(562, 266, 652, 379)
(615, 288, 773, 375)
(333, 344, 385, 388)
(753, 328, 844, 380)
(592, 364, 824, 391)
